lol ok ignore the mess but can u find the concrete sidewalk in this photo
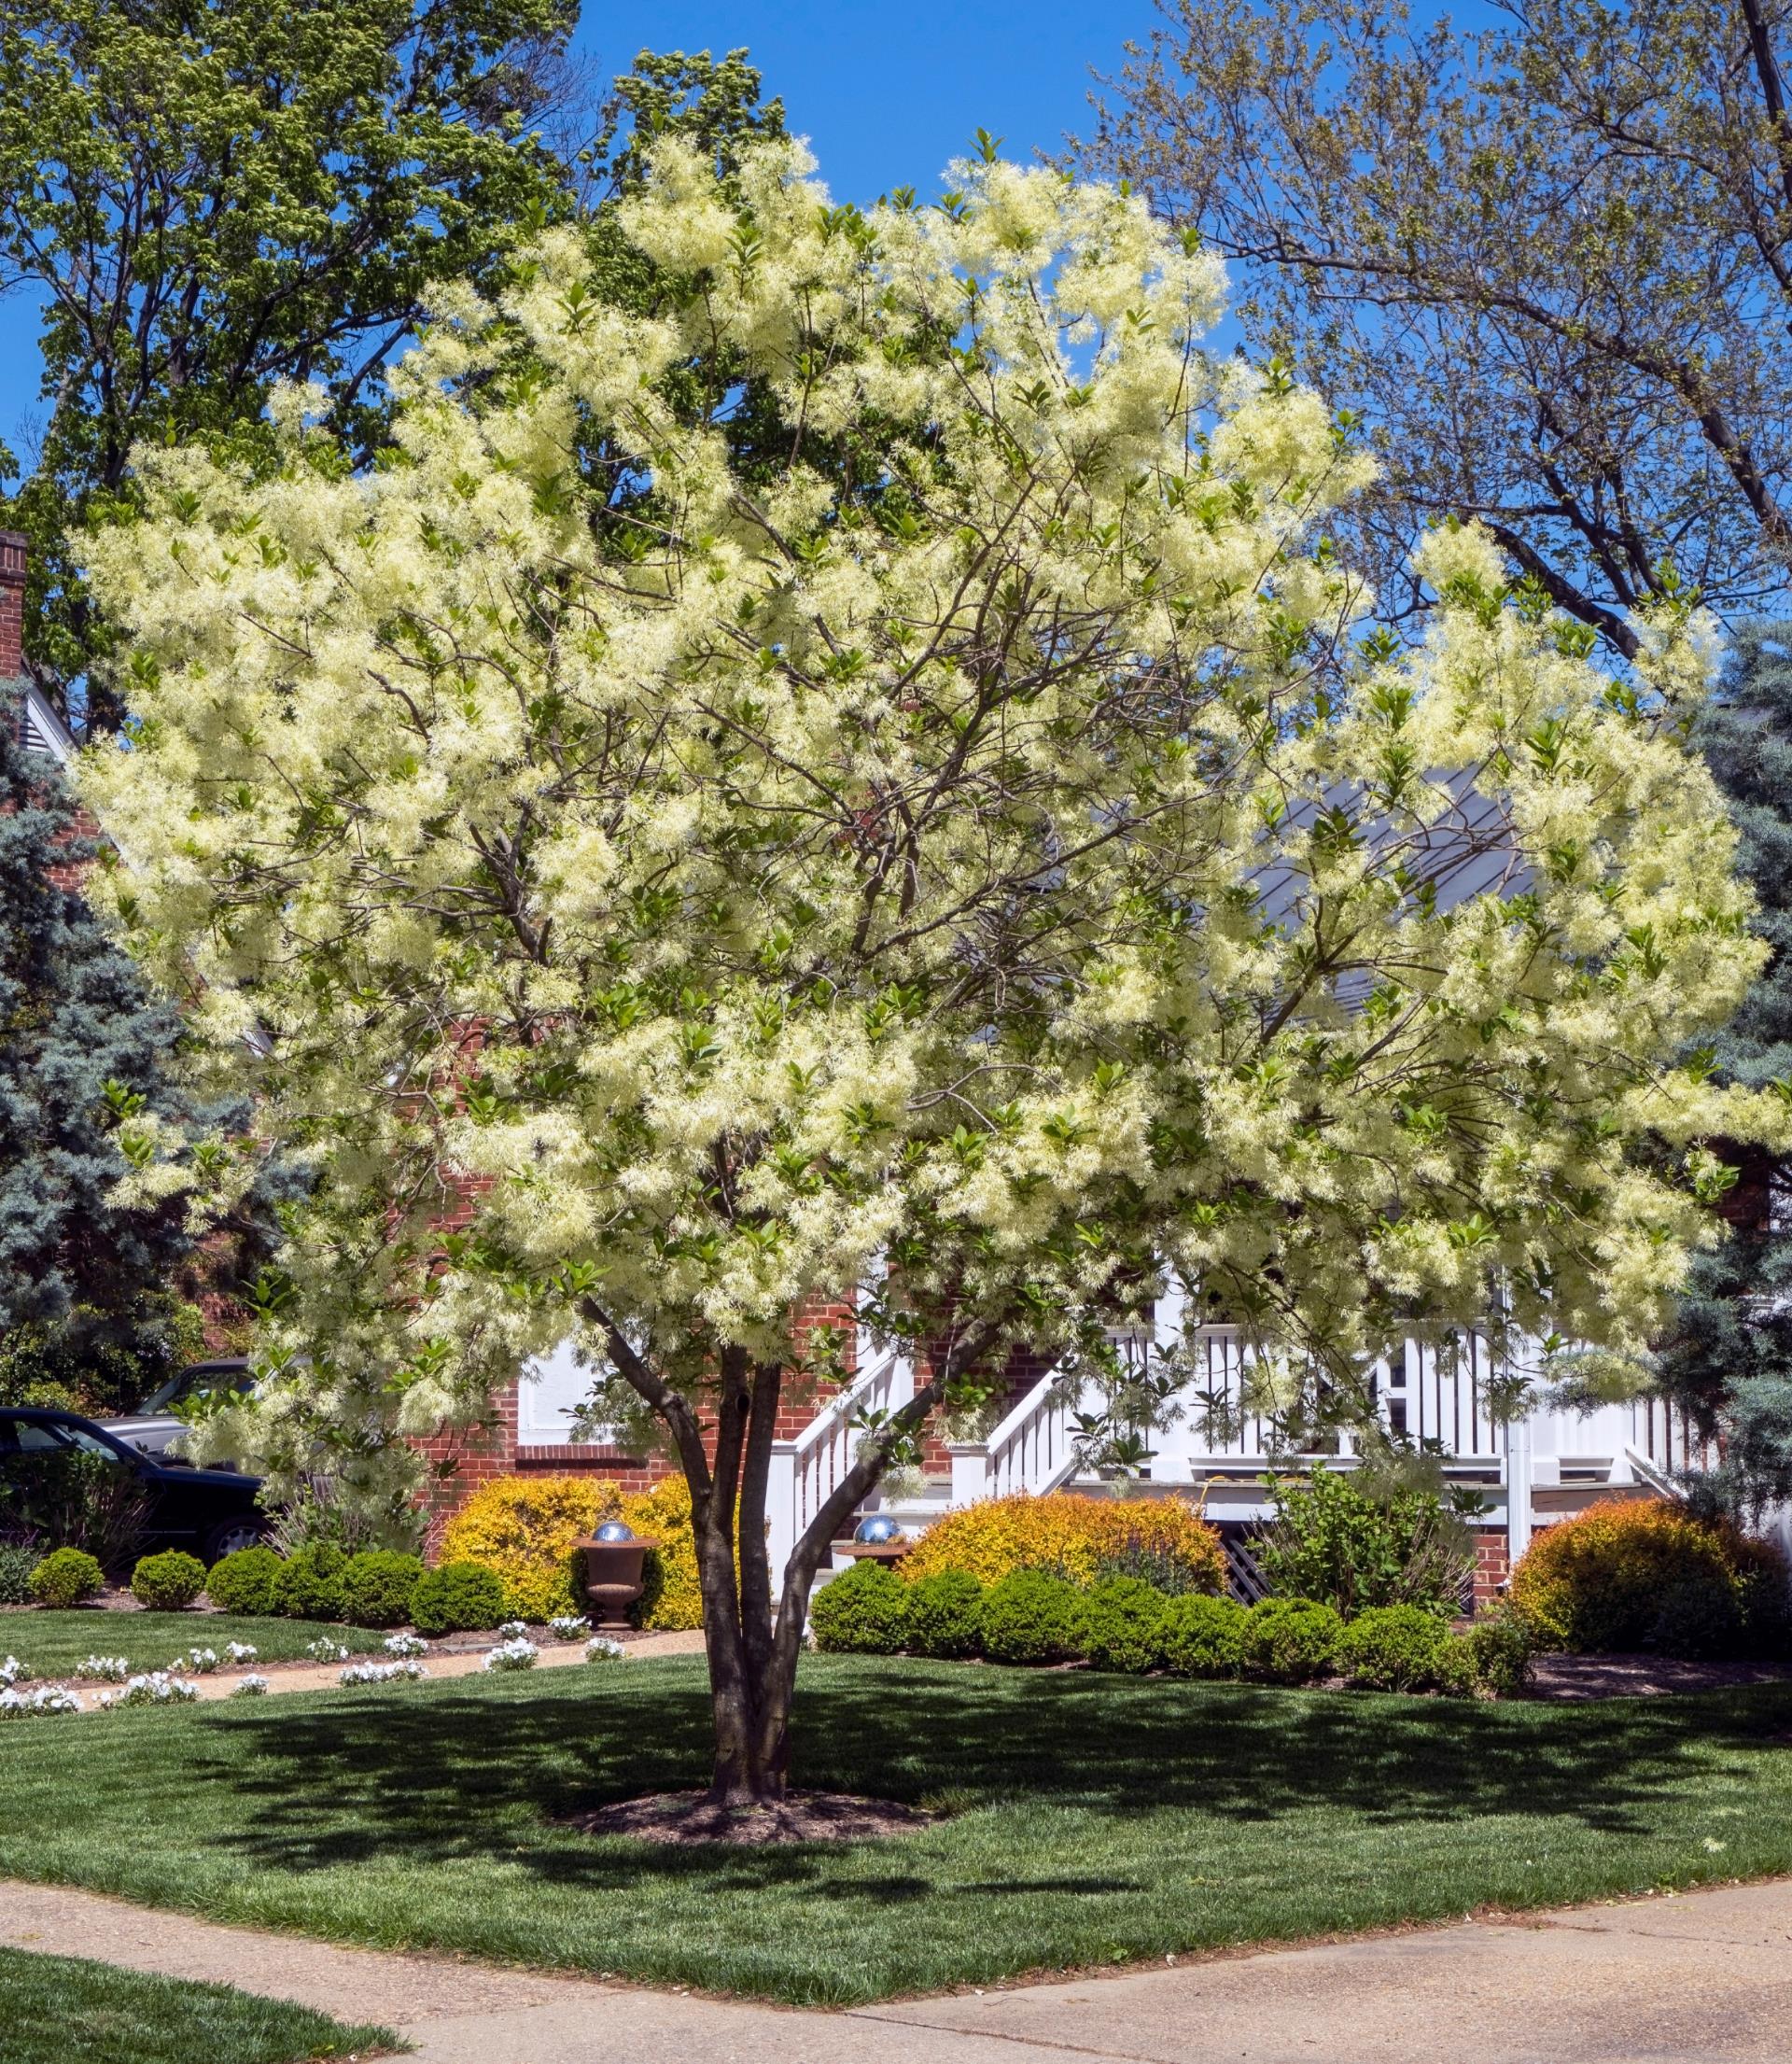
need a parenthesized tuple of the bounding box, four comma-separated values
(3, 1875, 1789, 2062)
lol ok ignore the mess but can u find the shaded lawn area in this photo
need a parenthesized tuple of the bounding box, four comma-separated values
(1, 1655, 1790, 2005)
(0, 1946, 397, 2062)
(0, 1613, 391, 1675)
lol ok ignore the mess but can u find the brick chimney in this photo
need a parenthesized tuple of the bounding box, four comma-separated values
(0, 527, 24, 683)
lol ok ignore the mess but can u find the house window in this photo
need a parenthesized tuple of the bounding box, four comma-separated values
(517, 1339, 609, 1446)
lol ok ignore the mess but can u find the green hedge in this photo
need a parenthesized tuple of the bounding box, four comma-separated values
(810, 1560, 910, 1654)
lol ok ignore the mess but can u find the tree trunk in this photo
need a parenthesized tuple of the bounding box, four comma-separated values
(578, 1291, 980, 1809)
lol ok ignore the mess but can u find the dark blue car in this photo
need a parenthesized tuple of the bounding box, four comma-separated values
(0, 1406, 268, 1565)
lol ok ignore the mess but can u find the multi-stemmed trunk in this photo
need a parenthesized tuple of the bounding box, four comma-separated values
(581, 1299, 954, 1806)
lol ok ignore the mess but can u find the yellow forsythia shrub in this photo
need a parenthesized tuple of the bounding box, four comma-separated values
(1510, 1496, 1789, 1657)
(439, 1475, 623, 1622)
(898, 1490, 1226, 1592)
(437, 1473, 706, 1628)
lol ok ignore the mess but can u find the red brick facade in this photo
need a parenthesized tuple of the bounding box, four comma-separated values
(0, 529, 23, 682)
(1472, 1527, 1510, 1608)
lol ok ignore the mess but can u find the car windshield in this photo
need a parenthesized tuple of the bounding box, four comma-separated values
(140, 1365, 252, 1413)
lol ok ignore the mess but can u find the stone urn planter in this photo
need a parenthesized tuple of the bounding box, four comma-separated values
(573, 1532, 658, 1628)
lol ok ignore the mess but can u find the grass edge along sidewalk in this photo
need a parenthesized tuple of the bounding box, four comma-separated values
(0, 1945, 399, 2063)
(3, 1654, 1792, 2004)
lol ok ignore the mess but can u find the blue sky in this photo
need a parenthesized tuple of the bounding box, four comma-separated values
(0, 2, 1149, 468)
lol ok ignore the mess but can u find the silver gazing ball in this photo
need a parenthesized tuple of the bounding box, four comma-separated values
(595, 1520, 635, 1543)
(854, 1514, 903, 1545)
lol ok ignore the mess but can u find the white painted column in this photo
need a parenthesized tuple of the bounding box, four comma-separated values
(1505, 1411, 1535, 1566)
(766, 1440, 798, 1596)
(947, 1442, 990, 1508)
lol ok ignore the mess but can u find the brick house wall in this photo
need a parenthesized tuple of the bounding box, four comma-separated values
(1, 529, 24, 683)
(1472, 1527, 1510, 1609)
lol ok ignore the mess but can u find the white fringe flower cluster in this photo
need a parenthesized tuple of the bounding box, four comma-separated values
(81, 134, 1786, 1530)
(584, 1636, 625, 1664)
(304, 1638, 350, 1664)
(547, 1617, 590, 1642)
(381, 1634, 427, 1658)
(171, 1647, 220, 1675)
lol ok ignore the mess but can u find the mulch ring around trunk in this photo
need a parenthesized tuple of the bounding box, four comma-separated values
(562, 1790, 941, 1846)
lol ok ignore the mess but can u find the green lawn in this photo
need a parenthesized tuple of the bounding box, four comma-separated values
(0, 1947, 397, 2062)
(1, 1655, 1789, 2004)
(0, 1613, 391, 1676)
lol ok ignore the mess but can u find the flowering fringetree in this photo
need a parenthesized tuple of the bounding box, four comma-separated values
(85, 139, 1774, 1803)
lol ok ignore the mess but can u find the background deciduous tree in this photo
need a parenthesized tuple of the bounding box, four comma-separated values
(0, 0, 588, 733)
(1079, 0, 1792, 656)
(84, 140, 1771, 1805)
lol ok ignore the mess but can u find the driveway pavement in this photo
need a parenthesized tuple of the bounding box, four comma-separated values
(4, 1874, 1789, 2061)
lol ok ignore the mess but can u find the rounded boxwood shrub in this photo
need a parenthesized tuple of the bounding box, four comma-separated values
(1155, 1592, 1248, 1678)
(1080, 1575, 1168, 1673)
(270, 1542, 347, 1622)
(339, 1550, 425, 1629)
(980, 1569, 1083, 1665)
(204, 1545, 283, 1616)
(1463, 1604, 1533, 1698)
(1336, 1604, 1452, 1692)
(130, 1550, 206, 1611)
(809, 1559, 911, 1654)
(1240, 1598, 1342, 1684)
(902, 1568, 985, 1659)
(28, 1546, 104, 1608)
(410, 1559, 508, 1636)
(1510, 1497, 1789, 1658)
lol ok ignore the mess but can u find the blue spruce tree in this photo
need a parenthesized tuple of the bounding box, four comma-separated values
(0, 693, 195, 1406)
(1657, 624, 1792, 1516)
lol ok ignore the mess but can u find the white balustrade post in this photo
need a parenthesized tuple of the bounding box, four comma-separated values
(766, 1439, 799, 1599)
(947, 1441, 989, 1509)
(1505, 1411, 1535, 1568)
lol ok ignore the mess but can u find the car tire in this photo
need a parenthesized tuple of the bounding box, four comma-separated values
(203, 1517, 270, 1564)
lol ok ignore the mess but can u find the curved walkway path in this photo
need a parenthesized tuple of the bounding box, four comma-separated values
(3, 1874, 1788, 2062)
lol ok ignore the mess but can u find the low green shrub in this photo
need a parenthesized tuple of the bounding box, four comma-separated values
(410, 1559, 508, 1636)
(0, 1543, 38, 1606)
(1240, 1597, 1342, 1684)
(28, 1546, 104, 1608)
(1336, 1604, 1452, 1692)
(270, 1542, 347, 1621)
(980, 1569, 1083, 1665)
(1463, 1603, 1533, 1697)
(1079, 1575, 1168, 1674)
(339, 1551, 425, 1629)
(130, 1550, 206, 1611)
(902, 1568, 984, 1659)
(1155, 1593, 1248, 1677)
(1253, 1461, 1473, 1620)
(810, 1559, 911, 1654)
(204, 1545, 283, 1616)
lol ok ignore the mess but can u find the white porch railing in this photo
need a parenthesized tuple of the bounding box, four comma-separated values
(947, 1363, 1086, 1506)
(765, 1349, 912, 1590)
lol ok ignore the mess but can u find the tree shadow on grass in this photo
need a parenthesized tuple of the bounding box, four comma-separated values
(167, 1658, 1792, 1900)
